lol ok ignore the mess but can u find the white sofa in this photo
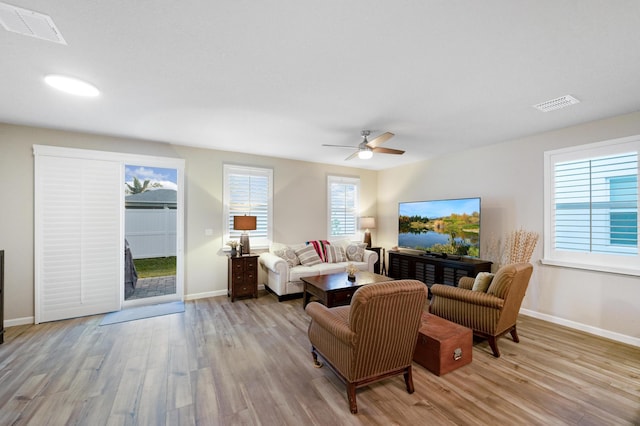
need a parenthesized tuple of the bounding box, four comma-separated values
(259, 239, 379, 301)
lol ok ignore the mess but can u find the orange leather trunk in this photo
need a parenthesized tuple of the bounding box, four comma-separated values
(413, 312, 472, 376)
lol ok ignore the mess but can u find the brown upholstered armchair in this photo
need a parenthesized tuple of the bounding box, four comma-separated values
(305, 280, 427, 414)
(429, 262, 533, 358)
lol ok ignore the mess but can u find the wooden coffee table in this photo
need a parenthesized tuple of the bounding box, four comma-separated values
(301, 271, 392, 308)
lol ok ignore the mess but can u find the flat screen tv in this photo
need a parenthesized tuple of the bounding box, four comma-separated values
(398, 197, 481, 258)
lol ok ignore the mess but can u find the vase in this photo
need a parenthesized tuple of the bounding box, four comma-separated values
(347, 274, 356, 281)
(230, 247, 237, 257)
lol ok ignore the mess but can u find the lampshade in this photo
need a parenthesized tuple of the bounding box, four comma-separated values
(233, 215, 257, 231)
(360, 217, 376, 230)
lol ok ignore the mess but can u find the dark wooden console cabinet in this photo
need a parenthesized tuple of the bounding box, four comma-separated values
(387, 250, 491, 292)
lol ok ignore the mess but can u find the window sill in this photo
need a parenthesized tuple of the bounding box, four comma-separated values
(540, 258, 640, 277)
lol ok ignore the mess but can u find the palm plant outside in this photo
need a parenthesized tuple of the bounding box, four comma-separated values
(125, 176, 161, 194)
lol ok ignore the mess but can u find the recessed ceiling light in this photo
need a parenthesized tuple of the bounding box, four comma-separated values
(44, 75, 100, 97)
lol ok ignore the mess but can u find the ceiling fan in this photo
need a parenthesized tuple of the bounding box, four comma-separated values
(323, 130, 405, 160)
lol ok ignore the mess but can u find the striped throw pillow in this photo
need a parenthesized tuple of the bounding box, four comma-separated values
(295, 245, 322, 266)
(325, 245, 347, 263)
(306, 240, 330, 262)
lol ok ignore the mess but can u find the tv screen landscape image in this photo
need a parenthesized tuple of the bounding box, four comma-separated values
(398, 197, 481, 257)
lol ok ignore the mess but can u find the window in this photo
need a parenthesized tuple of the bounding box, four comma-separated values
(544, 135, 640, 274)
(223, 164, 273, 249)
(328, 175, 360, 239)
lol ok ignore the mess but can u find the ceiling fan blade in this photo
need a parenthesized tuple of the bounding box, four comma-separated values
(372, 147, 405, 155)
(366, 132, 394, 148)
(345, 151, 360, 161)
(322, 144, 358, 149)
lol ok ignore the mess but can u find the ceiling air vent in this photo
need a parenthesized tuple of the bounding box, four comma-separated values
(533, 95, 580, 112)
(0, 2, 66, 44)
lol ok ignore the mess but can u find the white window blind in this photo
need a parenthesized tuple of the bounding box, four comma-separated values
(554, 154, 637, 254)
(35, 150, 122, 323)
(223, 165, 273, 249)
(328, 176, 359, 239)
(544, 135, 640, 275)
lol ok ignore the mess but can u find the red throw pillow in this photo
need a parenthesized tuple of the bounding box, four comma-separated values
(306, 240, 330, 262)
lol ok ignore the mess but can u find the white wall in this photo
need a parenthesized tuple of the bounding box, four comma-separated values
(169, 143, 377, 301)
(2, 113, 639, 346)
(0, 123, 377, 323)
(377, 111, 640, 345)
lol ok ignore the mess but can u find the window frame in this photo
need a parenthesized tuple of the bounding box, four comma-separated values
(223, 164, 273, 251)
(543, 135, 640, 276)
(327, 175, 360, 241)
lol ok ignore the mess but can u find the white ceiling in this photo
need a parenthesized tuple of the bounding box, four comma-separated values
(2, 1, 640, 170)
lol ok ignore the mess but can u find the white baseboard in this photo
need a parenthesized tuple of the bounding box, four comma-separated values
(185, 290, 226, 300)
(185, 285, 265, 301)
(520, 308, 640, 348)
(4, 316, 34, 327)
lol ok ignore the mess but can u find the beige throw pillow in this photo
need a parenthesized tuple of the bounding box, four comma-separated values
(345, 243, 367, 262)
(295, 245, 322, 266)
(472, 272, 494, 292)
(274, 247, 300, 267)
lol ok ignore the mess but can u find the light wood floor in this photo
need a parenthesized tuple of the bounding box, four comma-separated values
(1, 290, 639, 425)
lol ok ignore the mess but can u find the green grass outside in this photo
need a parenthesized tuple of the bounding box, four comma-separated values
(133, 256, 176, 278)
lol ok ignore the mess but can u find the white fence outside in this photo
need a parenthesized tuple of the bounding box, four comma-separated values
(125, 208, 176, 259)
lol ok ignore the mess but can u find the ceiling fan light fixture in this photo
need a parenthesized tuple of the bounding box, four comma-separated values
(44, 74, 100, 97)
(323, 130, 400, 161)
(358, 149, 373, 160)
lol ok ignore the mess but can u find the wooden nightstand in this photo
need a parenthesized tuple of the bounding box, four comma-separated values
(228, 254, 259, 302)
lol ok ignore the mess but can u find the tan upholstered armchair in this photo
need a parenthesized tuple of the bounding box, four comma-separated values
(305, 280, 427, 414)
(429, 262, 533, 358)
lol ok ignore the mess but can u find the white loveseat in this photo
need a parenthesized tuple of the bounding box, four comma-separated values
(259, 239, 379, 301)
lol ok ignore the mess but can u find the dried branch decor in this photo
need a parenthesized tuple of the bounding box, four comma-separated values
(502, 228, 539, 264)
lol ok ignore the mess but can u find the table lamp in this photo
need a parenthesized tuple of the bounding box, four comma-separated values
(233, 215, 257, 255)
(360, 216, 376, 248)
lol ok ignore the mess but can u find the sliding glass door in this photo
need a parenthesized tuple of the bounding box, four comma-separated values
(34, 145, 184, 322)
